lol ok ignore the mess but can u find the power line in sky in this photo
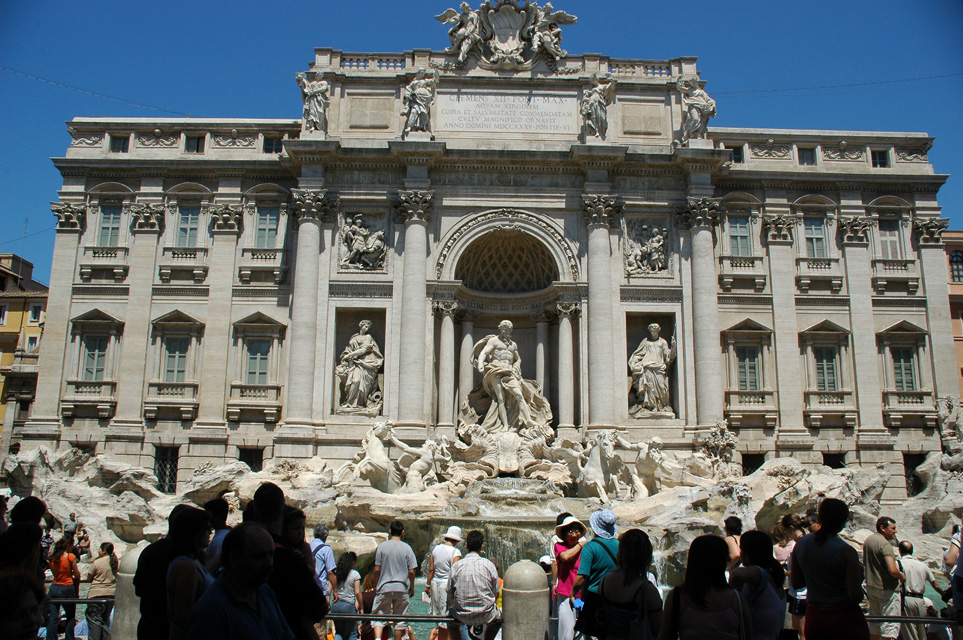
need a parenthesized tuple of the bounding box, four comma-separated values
(715, 72, 963, 95)
(0, 66, 192, 116)
(0, 225, 56, 248)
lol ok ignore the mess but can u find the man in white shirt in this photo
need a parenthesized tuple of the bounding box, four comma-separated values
(898, 541, 940, 640)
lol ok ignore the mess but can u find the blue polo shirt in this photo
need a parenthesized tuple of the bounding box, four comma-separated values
(186, 575, 295, 640)
(576, 538, 619, 593)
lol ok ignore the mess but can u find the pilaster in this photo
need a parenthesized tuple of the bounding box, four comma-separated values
(434, 301, 458, 427)
(556, 302, 580, 430)
(914, 217, 958, 398)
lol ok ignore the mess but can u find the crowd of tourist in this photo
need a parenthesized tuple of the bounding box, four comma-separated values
(3, 485, 963, 640)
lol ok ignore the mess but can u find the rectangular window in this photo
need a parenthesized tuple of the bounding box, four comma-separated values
(735, 346, 760, 391)
(239, 447, 264, 472)
(185, 135, 205, 153)
(29, 304, 43, 324)
(813, 347, 839, 391)
(82, 336, 109, 381)
(798, 147, 816, 166)
(878, 220, 901, 260)
(98, 204, 123, 247)
(246, 339, 271, 385)
(0, 305, 6, 326)
(871, 150, 890, 168)
(741, 453, 765, 476)
(725, 145, 744, 164)
(164, 337, 190, 383)
(176, 205, 200, 248)
(263, 137, 284, 153)
(255, 206, 279, 249)
(822, 453, 847, 469)
(728, 216, 751, 257)
(109, 135, 129, 153)
(804, 218, 828, 258)
(155, 446, 179, 494)
(26, 335, 39, 351)
(892, 347, 917, 391)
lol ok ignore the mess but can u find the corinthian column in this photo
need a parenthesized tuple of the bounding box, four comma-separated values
(286, 189, 337, 425)
(556, 303, 579, 428)
(396, 190, 433, 426)
(434, 301, 458, 427)
(458, 311, 478, 410)
(582, 195, 622, 427)
(532, 310, 552, 400)
(676, 197, 724, 424)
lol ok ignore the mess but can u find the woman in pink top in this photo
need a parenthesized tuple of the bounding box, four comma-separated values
(659, 535, 753, 640)
(553, 515, 586, 640)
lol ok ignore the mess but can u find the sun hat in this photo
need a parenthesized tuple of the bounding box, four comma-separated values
(443, 525, 463, 542)
(555, 515, 586, 539)
(589, 509, 617, 539)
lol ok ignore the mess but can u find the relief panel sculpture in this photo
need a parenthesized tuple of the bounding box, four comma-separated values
(339, 214, 388, 271)
(335, 320, 384, 415)
(628, 323, 677, 417)
(623, 219, 669, 276)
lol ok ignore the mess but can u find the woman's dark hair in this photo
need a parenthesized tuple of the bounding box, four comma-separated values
(616, 528, 653, 586)
(723, 517, 742, 536)
(555, 512, 573, 526)
(101, 542, 118, 575)
(50, 535, 73, 563)
(335, 551, 357, 586)
(814, 498, 848, 544)
(9, 497, 46, 524)
(683, 535, 729, 607)
(0, 522, 42, 570)
(168, 506, 211, 557)
(739, 530, 785, 597)
(771, 522, 791, 546)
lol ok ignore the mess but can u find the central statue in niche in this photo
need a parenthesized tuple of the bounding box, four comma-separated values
(456, 319, 555, 477)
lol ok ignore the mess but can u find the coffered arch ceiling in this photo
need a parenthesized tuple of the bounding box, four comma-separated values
(455, 229, 559, 293)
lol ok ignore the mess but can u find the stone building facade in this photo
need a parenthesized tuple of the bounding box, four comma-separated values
(20, 20, 955, 498)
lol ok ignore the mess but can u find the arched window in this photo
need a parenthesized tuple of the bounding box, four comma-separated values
(951, 251, 963, 282)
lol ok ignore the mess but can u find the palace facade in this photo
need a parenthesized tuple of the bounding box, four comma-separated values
(19, 30, 955, 501)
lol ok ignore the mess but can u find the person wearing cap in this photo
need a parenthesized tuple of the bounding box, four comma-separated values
(554, 515, 587, 640)
(573, 509, 620, 639)
(426, 526, 463, 640)
(898, 541, 940, 640)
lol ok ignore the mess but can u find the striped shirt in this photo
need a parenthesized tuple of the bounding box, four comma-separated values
(447, 552, 500, 626)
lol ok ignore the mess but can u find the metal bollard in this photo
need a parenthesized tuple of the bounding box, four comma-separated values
(112, 545, 145, 640)
(503, 560, 549, 640)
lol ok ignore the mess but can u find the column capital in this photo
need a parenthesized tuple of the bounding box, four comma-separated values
(395, 190, 434, 224)
(51, 201, 86, 232)
(209, 203, 244, 234)
(556, 302, 581, 317)
(433, 300, 459, 317)
(531, 310, 555, 323)
(838, 216, 874, 245)
(914, 217, 950, 246)
(291, 189, 338, 224)
(675, 196, 723, 230)
(762, 214, 795, 243)
(581, 194, 623, 228)
(458, 309, 479, 323)
(127, 202, 165, 233)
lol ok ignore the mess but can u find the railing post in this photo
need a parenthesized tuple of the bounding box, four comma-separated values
(113, 545, 145, 639)
(502, 560, 549, 640)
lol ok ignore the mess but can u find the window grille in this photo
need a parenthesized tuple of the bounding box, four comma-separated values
(155, 447, 179, 494)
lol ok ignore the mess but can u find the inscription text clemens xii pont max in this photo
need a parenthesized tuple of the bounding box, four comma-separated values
(436, 92, 578, 133)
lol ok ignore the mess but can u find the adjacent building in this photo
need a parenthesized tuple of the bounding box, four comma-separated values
(18, 14, 955, 501)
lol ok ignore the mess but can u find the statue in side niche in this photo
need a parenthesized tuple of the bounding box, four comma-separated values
(629, 323, 676, 416)
(401, 68, 439, 139)
(336, 320, 384, 415)
(677, 76, 716, 143)
(436, 2, 483, 64)
(296, 72, 329, 134)
(580, 73, 616, 141)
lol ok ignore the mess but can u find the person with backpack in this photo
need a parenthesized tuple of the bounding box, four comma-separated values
(658, 535, 753, 640)
(572, 509, 621, 639)
(599, 528, 663, 640)
(311, 524, 338, 601)
(728, 530, 787, 640)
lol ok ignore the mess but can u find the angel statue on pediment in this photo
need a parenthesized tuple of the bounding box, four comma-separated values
(436, 2, 483, 64)
(528, 2, 577, 60)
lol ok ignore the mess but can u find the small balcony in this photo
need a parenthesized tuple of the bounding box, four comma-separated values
(725, 389, 778, 427)
(238, 248, 286, 284)
(871, 259, 920, 294)
(882, 389, 937, 427)
(804, 389, 857, 427)
(62, 379, 117, 418)
(796, 257, 843, 293)
(718, 255, 766, 292)
(79, 246, 130, 282)
(226, 383, 281, 423)
(144, 381, 199, 421)
(158, 246, 209, 283)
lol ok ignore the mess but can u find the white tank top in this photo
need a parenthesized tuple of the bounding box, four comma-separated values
(431, 543, 460, 580)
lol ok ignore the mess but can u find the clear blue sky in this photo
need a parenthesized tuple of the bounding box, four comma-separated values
(2, 0, 961, 285)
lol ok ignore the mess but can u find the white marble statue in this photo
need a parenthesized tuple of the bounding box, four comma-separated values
(387, 432, 450, 493)
(624, 223, 668, 275)
(472, 320, 534, 432)
(335, 320, 384, 415)
(348, 421, 404, 493)
(296, 72, 329, 134)
(580, 73, 616, 140)
(629, 323, 677, 416)
(401, 68, 439, 139)
(436, 2, 483, 64)
(613, 435, 679, 499)
(571, 430, 627, 503)
(677, 77, 716, 143)
(341, 215, 387, 270)
(529, 2, 577, 60)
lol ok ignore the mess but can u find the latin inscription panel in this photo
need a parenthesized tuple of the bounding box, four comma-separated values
(436, 92, 578, 134)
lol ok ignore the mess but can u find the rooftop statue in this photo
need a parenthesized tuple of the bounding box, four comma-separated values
(436, 2, 483, 65)
(580, 73, 616, 141)
(295, 72, 329, 134)
(677, 76, 716, 144)
(401, 68, 440, 140)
